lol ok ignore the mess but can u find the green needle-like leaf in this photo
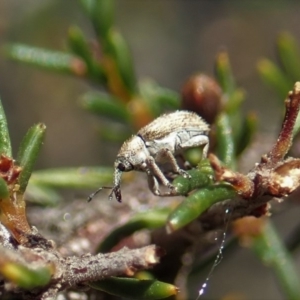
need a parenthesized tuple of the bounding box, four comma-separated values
(215, 52, 236, 97)
(1, 262, 51, 289)
(257, 58, 292, 100)
(172, 168, 213, 196)
(89, 277, 178, 300)
(251, 220, 300, 300)
(224, 88, 245, 115)
(98, 207, 171, 253)
(277, 32, 300, 81)
(5, 44, 86, 76)
(78, 0, 95, 15)
(80, 0, 114, 39)
(167, 185, 236, 233)
(0, 97, 12, 157)
(68, 26, 106, 82)
(30, 167, 113, 189)
(215, 113, 236, 169)
(105, 29, 137, 95)
(16, 123, 46, 193)
(0, 177, 9, 199)
(68, 26, 92, 64)
(80, 92, 131, 123)
(25, 184, 61, 206)
(139, 80, 180, 116)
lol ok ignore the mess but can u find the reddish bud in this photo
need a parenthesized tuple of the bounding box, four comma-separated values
(181, 74, 222, 124)
(0, 155, 21, 185)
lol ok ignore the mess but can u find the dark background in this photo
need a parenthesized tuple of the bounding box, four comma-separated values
(1, 1, 300, 299)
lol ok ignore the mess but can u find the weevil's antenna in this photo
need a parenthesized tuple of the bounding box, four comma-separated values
(88, 167, 123, 202)
(87, 186, 112, 202)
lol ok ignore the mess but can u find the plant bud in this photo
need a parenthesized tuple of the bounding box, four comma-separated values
(181, 74, 222, 124)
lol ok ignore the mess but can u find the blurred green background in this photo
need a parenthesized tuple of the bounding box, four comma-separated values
(1, 0, 296, 168)
(1, 1, 300, 299)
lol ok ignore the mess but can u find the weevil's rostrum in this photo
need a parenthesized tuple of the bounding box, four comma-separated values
(98, 111, 210, 202)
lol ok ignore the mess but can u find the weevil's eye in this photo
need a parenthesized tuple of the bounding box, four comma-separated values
(117, 162, 126, 171)
(117, 161, 133, 172)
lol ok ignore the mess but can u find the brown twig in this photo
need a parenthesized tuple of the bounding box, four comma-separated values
(266, 82, 300, 164)
(62, 245, 163, 287)
(205, 82, 300, 229)
(0, 221, 163, 300)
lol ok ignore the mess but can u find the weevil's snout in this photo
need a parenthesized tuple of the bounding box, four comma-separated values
(110, 163, 125, 202)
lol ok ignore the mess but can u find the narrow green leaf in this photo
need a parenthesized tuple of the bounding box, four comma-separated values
(16, 123, 46, 193)
(5, 44, 86, 76)
(106, 29, 137, 95)
(139, 80, 180, 116)
(215, 113, 236, 169)
(251, 220, 300, 300)
(172, 168, 213, 196)
(98, 207, 170, 252)
(277, 32, 300, 81)
(0, 97, 12, 157)
(30, 167, 113, 189)
(78, 0, 95, 14)
(0, 177, 9, 199)
(257, 58, 292, 100)
(1, 263, 51, 289)
(184, 148, 203, 166)
(80, 92, 131, 123)
(215, 52, 236, 96)
(68, 26, 92, 63)
(224, 88, 245, 115)
(80, 0, 114, 39)
(25, 184, 61, 206)
(68, 26, 106, 82)
(92, 0, 114, 39)
(167, 185, 236, 233)
(154, 88, 180, 110)
(89, 277, 178, 300)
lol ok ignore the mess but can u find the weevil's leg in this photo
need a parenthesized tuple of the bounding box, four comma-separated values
(145, 156, 176, 190)
(147, 173, 179, 196)
(176, 154, 192, 170)
(157, 148, 191, 178)
(147, 173, 161, 196)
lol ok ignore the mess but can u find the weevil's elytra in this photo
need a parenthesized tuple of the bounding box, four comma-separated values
(91, 111, 210, 202)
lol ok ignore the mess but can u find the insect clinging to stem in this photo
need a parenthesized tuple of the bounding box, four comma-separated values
(88, 110, 210, 202)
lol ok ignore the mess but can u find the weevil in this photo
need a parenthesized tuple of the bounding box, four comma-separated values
(88, 110, 209, 202)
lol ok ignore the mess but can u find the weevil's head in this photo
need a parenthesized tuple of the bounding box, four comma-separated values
(117, 135, 148, 167)
(111, 136, 148, 202)
(115, 156, 134, 173)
